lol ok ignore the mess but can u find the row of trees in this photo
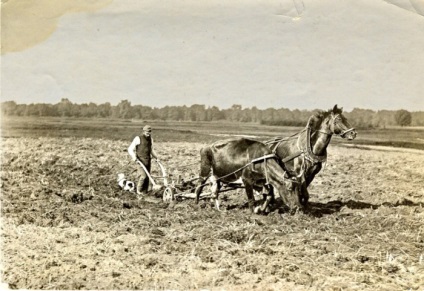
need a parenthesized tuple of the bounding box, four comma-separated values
(1, 99, 422, 127)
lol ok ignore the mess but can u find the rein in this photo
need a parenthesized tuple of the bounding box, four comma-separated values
(263, 111, 355, 184)
(268, 112, 356, 165)
(214, 153, 277, 184)
(331, 113, 355, 138)
(264, 125, 325, 182)
(266, 123, 326, 165)
(307, 114, 355, 138)
(339, 127, 355, 137)
(266, 129, 306, 153)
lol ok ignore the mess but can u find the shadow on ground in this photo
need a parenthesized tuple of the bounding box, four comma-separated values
(304, 198, 422, 217)
(223, 197, 422, 218)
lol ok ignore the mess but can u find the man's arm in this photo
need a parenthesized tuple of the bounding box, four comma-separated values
(152, 150, 159, 160)
(151, 138, 159, 160)
(128, 136, 140, 161)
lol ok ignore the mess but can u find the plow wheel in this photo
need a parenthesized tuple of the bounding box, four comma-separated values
(163, 187, 174, 202)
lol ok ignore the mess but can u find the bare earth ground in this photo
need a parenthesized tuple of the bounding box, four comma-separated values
(1, 137, 424, 290)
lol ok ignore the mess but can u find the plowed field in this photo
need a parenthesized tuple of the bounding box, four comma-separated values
(1, 136, 424, 290)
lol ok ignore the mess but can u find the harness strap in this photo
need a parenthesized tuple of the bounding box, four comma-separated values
(264, 158, 270, 185)
(251, 153, 277, 163)
(215, 153, 277, 182)
(270, 141, 281, 153)
(331, 113, 355, 137)
(305, 125, 327, 163)
(281, 151, 303, 163)
(340, 127, 355, 137)
(265, 129, 306, 147)
(266, 126, 325, 165)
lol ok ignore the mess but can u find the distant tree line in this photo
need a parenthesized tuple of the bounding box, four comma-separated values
(1, 99, 422, 128)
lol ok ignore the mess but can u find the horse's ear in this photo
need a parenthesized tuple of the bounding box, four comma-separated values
(333, 104, 338, 112)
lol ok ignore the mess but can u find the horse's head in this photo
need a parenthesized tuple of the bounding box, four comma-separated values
(273, 173, 303, 209)
(327, 105, 357, 140)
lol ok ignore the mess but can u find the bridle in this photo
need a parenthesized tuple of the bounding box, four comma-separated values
(266, 112, 356, 185)
(314, 113, 355, 138)
(267, 112, 355, 168)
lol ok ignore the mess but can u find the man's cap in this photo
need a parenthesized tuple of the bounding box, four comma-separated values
(143, 125, 152, 132)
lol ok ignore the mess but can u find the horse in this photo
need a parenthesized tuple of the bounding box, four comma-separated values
(265, 105, 357, 206)
(194, 138, 301, 214)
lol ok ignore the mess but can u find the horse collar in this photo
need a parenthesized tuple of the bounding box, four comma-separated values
(305, 126, 327, 164)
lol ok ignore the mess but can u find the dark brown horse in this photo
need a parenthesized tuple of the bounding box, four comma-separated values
(194, 138, 301, 214)
(266, 105, 357, 206)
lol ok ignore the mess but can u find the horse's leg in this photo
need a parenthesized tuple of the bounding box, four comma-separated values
(259, 185, 274, 214)
(262, 192, 267, 204)
(255, 187, 274, 214)
(305, 163, 322, 187)
(266, 185, 276, 205)
(243, 180, 256, 213)
(195, 148, 213, 204)
(209, 177, 221, 211)
(257, 185, 268, 206)
(195, 177, 206, 204)
(300, 182, 309, 206)
(300, 163, 321, 206)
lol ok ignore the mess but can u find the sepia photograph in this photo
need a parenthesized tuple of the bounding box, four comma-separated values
(1, 0, 424, 290)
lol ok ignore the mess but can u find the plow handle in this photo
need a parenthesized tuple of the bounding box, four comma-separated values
(136, 160, 158, 186)
(136, 159, 169, 187)
(155, 160, 168, 187)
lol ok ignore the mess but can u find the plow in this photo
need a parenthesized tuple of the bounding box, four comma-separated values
(137, 159, 211, 202)
(136, 159, 245, 202)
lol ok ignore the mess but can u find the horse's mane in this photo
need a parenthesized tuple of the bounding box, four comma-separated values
(308, 107, 343, 130)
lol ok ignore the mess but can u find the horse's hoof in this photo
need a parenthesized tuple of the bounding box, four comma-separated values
(299, 193, 309, 206)
(300, 198, 309, 206)
(254, 206, 261, 214)
(215, 204, 221, 211)
(289, 206, 303, 215)
(300, 202, 309, 209)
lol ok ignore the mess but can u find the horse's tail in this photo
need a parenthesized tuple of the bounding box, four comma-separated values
(194, 146, 213, 204)
(199, 146, 213, 177)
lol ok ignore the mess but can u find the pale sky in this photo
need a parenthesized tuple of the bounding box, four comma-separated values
(1, 0, 424, 111)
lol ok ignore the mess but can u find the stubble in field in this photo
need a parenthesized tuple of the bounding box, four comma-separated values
(1, 137, 424, 290)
